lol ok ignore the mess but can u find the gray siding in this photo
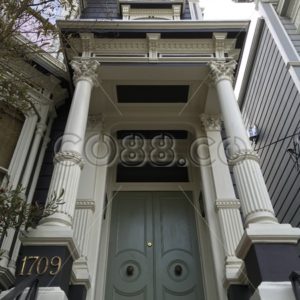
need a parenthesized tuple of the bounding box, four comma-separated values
(241, 24, 300, 227)
(280, 16, 300, 56)
(80, 0, 191, 19)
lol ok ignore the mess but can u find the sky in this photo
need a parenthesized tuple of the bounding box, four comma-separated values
(201, 0, 256, 20)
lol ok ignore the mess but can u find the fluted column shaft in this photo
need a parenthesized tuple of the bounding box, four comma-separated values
(208, 61, 277, 225)
(42, 60, 99, 227)
(201, 114, 245, 285)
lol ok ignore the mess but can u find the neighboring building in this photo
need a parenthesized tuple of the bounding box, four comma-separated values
(239, 0, 300, 230)
(0, 1, 300, 300)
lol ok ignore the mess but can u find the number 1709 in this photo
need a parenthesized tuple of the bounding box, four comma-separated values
(18, 256, 62, 276)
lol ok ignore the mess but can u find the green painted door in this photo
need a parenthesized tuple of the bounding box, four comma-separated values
(105, 192, 205, 300)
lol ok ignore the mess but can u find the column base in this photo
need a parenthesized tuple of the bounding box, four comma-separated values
(0, 287, 68, 300)
(250, 282, 296, 300)
(236, 223, 300, 259)
(224, 256, 247, 288)
(68, 285, 87, 300)
(71, 257, 91, 289)
(21, 287, 68, 300)
(236, 223, 300, 292)
(14, 225, 80, 296)
(20, 225, 80, 260)
(0, 265, 14, 290)
(227, 284, 252, 300)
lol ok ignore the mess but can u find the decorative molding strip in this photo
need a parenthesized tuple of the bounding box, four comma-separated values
(54, 151, 84, 169)
(216, 199, 241, 209)
(75, 199, 95, 212)
(67, 37, 239, 61)
(228, 149, 260, 165)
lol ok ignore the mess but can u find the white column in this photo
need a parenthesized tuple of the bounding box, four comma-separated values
(201, 114, 246, 286)
(7, 114, 53, 276)
(195, 129, 227, 300)
(21, 121, 47, 189)
(208, 61, 277, 226)
(41, 60, 99, 228)
(0, 111, 38, 279)
(8, 112, 38, 188)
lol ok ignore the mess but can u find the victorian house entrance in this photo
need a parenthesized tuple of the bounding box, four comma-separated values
(1, 1, 300, 300)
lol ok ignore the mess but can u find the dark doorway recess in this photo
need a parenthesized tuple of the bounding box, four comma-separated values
(117, 163, 189, 182)
(116, 130, 188, 140)
(117, 85, 189, 103)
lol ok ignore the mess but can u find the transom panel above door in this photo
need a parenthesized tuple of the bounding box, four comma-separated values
(105, 191, 205, 300)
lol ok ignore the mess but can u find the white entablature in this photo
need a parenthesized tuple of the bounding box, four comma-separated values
(65, 31, 240, 62)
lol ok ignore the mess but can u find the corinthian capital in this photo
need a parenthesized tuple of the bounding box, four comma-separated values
(70, 60, 100, 87)
(208, 60, 236, 84)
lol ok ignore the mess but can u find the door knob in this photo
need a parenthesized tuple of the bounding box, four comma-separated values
(174, 264, 183, 276)
(126, 265, 134, 276)
(147, 242, 152, 247)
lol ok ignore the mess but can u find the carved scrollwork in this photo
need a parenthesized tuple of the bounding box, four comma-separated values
(200, 114, 221, 131)
(54, 151, 84, 169)
(208, 60, 237, 84)
(70, 60, 100, 87)
(228, 149, 260, 165)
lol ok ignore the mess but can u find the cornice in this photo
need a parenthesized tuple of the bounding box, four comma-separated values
(57, 19, 250, 31)
(15, 35, 68, 80)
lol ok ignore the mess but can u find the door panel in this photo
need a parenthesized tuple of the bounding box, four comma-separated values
(105, 192, 204, 300)
(154, 192, 204, 299)
(105, 193, 154, 300)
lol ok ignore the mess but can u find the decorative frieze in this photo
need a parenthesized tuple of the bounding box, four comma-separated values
(66, 37, 239, 62)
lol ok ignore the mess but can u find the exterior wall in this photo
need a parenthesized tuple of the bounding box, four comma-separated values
(241, 23, 300, 227)
(80, 0, 191, 19)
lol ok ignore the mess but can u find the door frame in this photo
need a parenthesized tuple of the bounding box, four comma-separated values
(94, 169, 218, 300)
(93, 126, 220, 300)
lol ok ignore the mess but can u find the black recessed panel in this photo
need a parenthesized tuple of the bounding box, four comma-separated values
(116, 130, 188, 139)
(117, 163, 189, 182)
(117, 85, 189, 103)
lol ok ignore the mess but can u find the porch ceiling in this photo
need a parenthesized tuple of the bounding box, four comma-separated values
(89, 63, 209, 117)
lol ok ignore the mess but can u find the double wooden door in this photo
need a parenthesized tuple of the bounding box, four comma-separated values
(105, 191, 205, 300)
